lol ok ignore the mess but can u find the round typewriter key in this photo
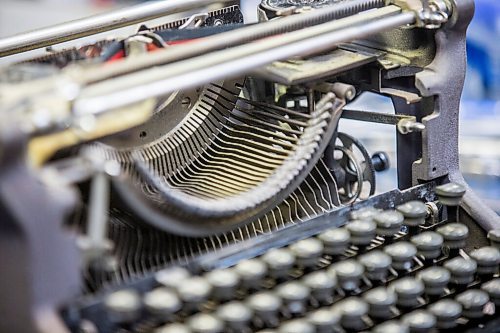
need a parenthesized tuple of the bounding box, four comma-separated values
(443, 256, 477, 286)
(337, 297, 368, 331)
(289, 238, 323, 269)
(487, 229, 500, 249)
(358, 250, 392, 282)
(276, 281, 310, 316)
(435, 182, 466, 207)
(455, 289, 489, 319)
(155, 323, 190, 333)
(247, 292, 282, 328)
(177, 276, 212, 311)
(156, 266, 191, 289)
(481, 278, 500, 306)
(329, 259, 364, 292)
(396, 201, 427, 231)
(317, 227, 350, 256)
(216, 301, 253, 331)
(410, 231, 443, 261)
(401, 310, 436, 333)
(372, 320, 409, 333)
(302, 270, 336, 305)
(390, 277, 424, 308)
(143, 287, 181, 317)
(437, 223, 469, 254)
(104, 289, 141, 324)
(374, 210, 404, 237)
(469, 246, 500, 276)
(416, 266, 450, 297)
(187, 313, 224, 333)
(278, 319, 315, 333)
(307, 308, 340, 333)
(383, 241, 417, 271)
(234, 258, 267, 290)
(363, 287, 397, 319)
(349, 206, 380, 221)
(428, 299, 462, 329)
(346, 219, 376, 248)
(262, 248, 295, 280)
(205, 269, 240, 302)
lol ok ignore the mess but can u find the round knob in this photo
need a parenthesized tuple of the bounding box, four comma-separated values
(104, 289, 141, 324)
(416, 266, 450, 297)
(487, 229, 500, 249)
(411, 231, 443, 260)
(374, 210, 404, 237)
(261, 248, 295, 280)
(363, 287, 397, 319)
(372, 320, 409, 333)
(307, 308, 340, 333)
(443, 257, 477, 285)
(358, 250, 392, 281)
(428, 299, 462, 329)
(246, 292, 282, 328)
(437, 223, 469, 251)
(276, 281, 310, 316)
(435, 182, 466, 206)
(337, 297, 368, 331)
(349, 206, 380, 221)
(155, 323, 190, 333)
(383, 242, 417, 271)
(346, 219, 377, 248)
(302, 270, 336, 305)
(390, 277, 424, 308)
(372, 151, 390, 172)
(317, 227, 350, 256)
(289, 238, 324, 268)
(155, 266, 191, 289)
(205, 269, 240, 302)
(187, 313, 224, 333)
(481, 278, 500, 306)
(328, 259, 364, 291)
(234, 258, 267, 290)
(469, 246, 500, 275)
(401, 310, 436, 333)
(143, 287, 181, 317)
(396, 200, 427, 228)
(216, 301, 253, 331)
(278, 320, 315, 333)
(177, 276, 212, 311)
(455, 289, 489, 319)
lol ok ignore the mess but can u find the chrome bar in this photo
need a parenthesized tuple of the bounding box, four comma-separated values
(77, 0, 386, 84)
(74, 8, 415, 115)
(0, 0, 229, 58)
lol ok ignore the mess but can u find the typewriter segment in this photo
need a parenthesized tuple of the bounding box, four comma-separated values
(0, 0, 498, 332)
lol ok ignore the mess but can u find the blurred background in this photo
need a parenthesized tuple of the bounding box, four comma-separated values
(0, 0, 498, 212)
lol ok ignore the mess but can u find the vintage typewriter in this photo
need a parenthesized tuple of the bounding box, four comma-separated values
(0, 0, 499, 332)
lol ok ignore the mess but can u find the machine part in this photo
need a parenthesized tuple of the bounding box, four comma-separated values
(326, 132, 376, 204)
(0, 0, 233, 57)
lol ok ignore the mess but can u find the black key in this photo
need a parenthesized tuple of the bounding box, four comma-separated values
(401, 310, 436, 333)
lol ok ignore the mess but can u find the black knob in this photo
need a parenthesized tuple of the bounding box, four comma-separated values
(372, 151, 390, 172)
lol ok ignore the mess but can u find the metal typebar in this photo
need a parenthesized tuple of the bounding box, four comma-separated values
(74, 6, 415, 115)
(0, 0, 230, 58)
(76, 0, 387, 84)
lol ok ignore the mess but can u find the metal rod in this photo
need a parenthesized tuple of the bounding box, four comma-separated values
(342, 109, 416, 125)
(76, 0, 386, 84)
(74, 8, 415, 115)
(0, 0, 229, 58)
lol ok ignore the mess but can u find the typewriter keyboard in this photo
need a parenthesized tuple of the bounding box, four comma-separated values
(72, 182, 500, 333)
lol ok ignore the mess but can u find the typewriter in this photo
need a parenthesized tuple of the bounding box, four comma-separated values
(0, 0, 499, 332)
